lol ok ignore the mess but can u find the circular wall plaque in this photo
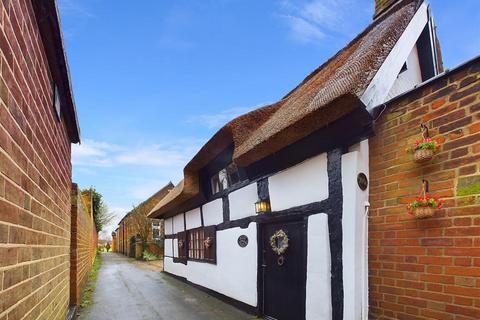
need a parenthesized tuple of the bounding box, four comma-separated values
(357, 173, 368, 191)
(238, 235, 248, 248)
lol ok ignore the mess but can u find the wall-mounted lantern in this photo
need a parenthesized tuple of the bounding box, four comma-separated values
(255, 199, 271, 214)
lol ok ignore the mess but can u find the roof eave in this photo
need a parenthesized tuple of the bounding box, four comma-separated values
(31, 0, 81, 143)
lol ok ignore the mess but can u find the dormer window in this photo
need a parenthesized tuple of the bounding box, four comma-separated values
(210, 163, 240, 195)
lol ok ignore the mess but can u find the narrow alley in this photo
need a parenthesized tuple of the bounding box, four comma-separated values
(79, 253, 253, 320)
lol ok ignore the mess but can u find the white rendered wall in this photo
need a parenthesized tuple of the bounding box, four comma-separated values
(186, 223, 258, 306)
(229, 183, 258, 220)
(173, 214, 185, 233)
(386, 44, 423, 100)
(164, 257, 187, 278)
(202, 199, 224, 226)
(164, 217, 173, 235)
(306, 213, 332, 320)
(342, 139, 369, 320)
(185, 208, 202, 230)
(269, 153, 329, 211)
(164, 239, 173, 256)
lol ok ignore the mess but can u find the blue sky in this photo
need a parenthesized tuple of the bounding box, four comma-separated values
(58, 0, 479, 237)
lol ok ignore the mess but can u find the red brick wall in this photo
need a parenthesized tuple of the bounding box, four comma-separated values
(0, 1, 74, 319)
(117, 224, 124, 254)
(70, 185, 97, 306)
(369, 58, 480, 319)
(111, 233, 116, 252)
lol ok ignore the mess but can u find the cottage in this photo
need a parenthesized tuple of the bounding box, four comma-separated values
(146, 0, 459, 319)
(149, 1, 480, 319)
(116, 182, 173, 258)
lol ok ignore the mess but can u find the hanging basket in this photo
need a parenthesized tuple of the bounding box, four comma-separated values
(407, 125, 438, 164)
(413, 148, 434, 163)
(413, 206, 435, 219)
(406, 180, 443, 219)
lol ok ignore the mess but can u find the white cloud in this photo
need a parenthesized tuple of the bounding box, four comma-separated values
(58, 0, 94, 18)
(187, 107, 252, 129)
(116, 143, 197, 167)
(302, 0, 341, 29)
(277, 0, 369, 44)
(280, 14, 325, 44)
(187, 102, 272, 129)
(72, 138, 200, 169)
(72, 139, 117, 167)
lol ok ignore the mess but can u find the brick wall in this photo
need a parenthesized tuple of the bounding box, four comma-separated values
(70, 185, 97, 306)
(111, 233, 116, 252)
(369, 58, 480, 319)
(117, 224, 124, 254)
(0, 1, 75, 319)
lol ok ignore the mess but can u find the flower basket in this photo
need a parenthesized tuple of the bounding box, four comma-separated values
(413, 148, 435, 163)
(406, 126, 438, 164)
(413, 206, 435, 219)
(407, 181, 443, 219)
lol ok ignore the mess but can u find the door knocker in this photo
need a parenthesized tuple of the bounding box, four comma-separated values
(178, 239, 185, 248)
(203, 236, 212, 249)
(277, 255, 285, 266)
(270, 229, 289, 255)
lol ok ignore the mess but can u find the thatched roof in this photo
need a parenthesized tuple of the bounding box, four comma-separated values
(149, 0, 422, 218)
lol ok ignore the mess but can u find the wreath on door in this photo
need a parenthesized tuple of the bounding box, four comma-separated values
(270, 229, 289, 255)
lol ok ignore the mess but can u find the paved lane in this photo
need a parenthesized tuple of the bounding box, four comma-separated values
(80, 253, 254, 320)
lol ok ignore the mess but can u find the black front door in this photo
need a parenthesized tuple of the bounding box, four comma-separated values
(261, 219, 307, 320)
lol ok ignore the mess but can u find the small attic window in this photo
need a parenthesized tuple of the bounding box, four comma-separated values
(53, 85, 61, 120)
(399, 62, 408, 74)
(210, 163, 240, 195)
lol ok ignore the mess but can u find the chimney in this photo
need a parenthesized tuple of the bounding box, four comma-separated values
(373, 0, 400, 19)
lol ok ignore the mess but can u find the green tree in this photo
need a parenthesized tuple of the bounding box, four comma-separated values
(81, 188, 114, 232)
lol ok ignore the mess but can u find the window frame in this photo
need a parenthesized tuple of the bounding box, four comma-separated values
(187, 227, 206, 261)
(210, 162, 242, 196)
(152, 221, 161, 241)
(177, 226, 216, 265)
